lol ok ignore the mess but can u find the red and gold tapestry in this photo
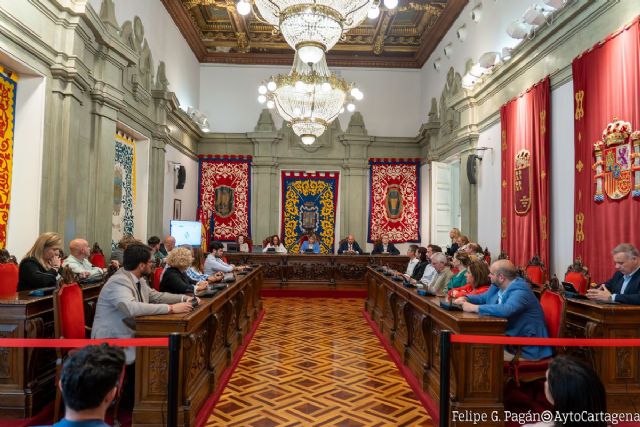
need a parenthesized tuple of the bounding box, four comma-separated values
(0, 68, 18, 249)
(573, 18, 640, 282)
(500, 77, 550, 269)
(198, 155, 252, 242)
(368, 158, 420, 243)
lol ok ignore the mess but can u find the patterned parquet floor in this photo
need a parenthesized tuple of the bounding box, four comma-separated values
(206, 298, 433, 427)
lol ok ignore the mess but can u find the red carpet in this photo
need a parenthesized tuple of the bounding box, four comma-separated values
(0, 403, 54, 427)
(260, 288, 367, 298)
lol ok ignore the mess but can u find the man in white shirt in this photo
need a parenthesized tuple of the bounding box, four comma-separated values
(204, 241, 244, 274)
(405, 245, 419, 276)
(63, 239, 109, 280)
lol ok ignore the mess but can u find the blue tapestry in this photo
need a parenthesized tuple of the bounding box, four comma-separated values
(112, 133, 136, 249)
(281, 171, 339, 254)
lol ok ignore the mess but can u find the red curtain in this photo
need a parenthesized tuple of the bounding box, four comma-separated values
(573, 18, 640, 283)
(500, 77, 550, 269)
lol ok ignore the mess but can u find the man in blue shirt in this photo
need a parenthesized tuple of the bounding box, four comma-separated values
(53, 344, 125, 426)
(454, 259, 552, 361)
(587, 243, 640, 305)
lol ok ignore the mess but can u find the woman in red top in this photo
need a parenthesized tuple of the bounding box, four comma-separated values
(448, 260, 491, 299)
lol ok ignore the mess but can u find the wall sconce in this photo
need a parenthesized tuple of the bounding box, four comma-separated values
(456, 24, 467, 41)
(523, 4, 548, 26)
(433, 57, 442, 71)
(471, 3, 482, 22)
(501, 47, 513, 61)
(507, 20, 531, 39)
(444, 43, 453, 58)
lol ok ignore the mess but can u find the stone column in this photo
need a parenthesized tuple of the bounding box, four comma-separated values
(249, 132, 281, 243)
(147, 136, 167, 238)
(460, 150, 478, 241)
(339, 135, 372, 243)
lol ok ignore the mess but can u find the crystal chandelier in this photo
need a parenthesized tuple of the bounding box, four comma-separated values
(257, 54, 363, 145)
(236, 0, 398, 64)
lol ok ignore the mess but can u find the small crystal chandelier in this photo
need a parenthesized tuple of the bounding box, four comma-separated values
(236, 0, 397, 64)
(257, 53, 363, 145)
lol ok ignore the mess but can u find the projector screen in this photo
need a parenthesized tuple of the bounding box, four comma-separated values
(170, 220, 202, 247)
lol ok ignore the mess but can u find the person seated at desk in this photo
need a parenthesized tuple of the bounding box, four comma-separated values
(53, 344, 126, 427)
(18, 232, 63, 291)
(587, 243, 640, 305)
(409, 244, 442, 287)
(447, 251, 472, 290)
(404, 247, 429, 281)
(300, 234, 320, 254)
(205, 241, 245, 274)
(187, 247, 224, 283)
(110, 235, 136, 266)
(92, 244, 195, 405)
(63, 239, 114, 280)
(425, 252, 453, 295)
(448, 260, 490, 299)
(404, 245, 419, 276)
(263, 235, 287, 253)
(454, 260, 552, 361)
(237, 235, 250, 253)
(158, 235, 176, 258)
(160, 247, 208, 294)
(371, 234, 400, 255)
(446, 227, 461, 257)
(337, 234, 363, 254)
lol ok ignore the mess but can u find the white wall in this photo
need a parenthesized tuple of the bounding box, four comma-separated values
(476, 122, 501, 259)
(199, 64, 423, 137)
(162, 145, 199, 237)
(88, 0, 200, 110)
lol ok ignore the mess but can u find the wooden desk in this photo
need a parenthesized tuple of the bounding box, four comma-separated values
(565, 298, 640, 413)
(225, 254, 409, 289)
(365, 268, 507, 426)
(132, 267, 263, 427)
(0, 283, 102, 418)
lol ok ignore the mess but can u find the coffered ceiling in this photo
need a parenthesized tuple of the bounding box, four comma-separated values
(162, 0, 468, 68)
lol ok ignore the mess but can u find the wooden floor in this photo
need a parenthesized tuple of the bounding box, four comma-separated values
(206, 298, 433, 426)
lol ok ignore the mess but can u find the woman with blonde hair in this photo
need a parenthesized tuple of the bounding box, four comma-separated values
(446, 228, 461, 256)
(18, 232, 63, 291)
(160, 247, 208, 294)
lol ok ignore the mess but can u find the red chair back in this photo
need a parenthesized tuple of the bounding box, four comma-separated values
(153, 267, 164, 291)
(564, 271, 587, 294)
(0, 263, 19, 297)
(89, 253, 106, 268)
(55, 283, 86, 339)
(539, 290, 566, 339)
(525, 265, 544, 287)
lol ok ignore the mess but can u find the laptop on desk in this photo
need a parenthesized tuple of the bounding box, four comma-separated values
(562, 282, 588, 300)
(226, 243, 239, 252)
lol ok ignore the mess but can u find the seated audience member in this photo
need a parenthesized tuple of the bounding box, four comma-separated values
(404, 247, 429, 281)
(159, 236, 176, 257)
(147, 236, 163, 263)
(18, 232, 63, 291)
(300, 234, 321, 254)
(464, 242, 484, 261)
(456, 235, 470, 249)
(337, 234, 363, 254)
(262, 235, 287, 253)
(371, 234, 400, 255)
(447, 252, 472, 290)
(92, 244, 195, 405)
(205, 241, 244, 274)
(455, 260, 552, 361)
(587, 243, 640, 305)
(426, 252, 453, 295)
(63, 239, 108, 280)
(446, 228, 461, 257)
(410, 244, 443, 287)
(449, 260, 490, 299)
(110, 235, 136, 266)
(187, 247, 224, 283)
(524, 355, 607, 427)
(53, 344, 126, 427)
(160, 247, 208, 294)
(237, 235, 250, 253)
(403, 245, 419, 276)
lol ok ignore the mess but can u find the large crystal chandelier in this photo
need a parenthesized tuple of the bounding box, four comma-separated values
(257, 54, 363, 145)
(236, 0, 398, 63)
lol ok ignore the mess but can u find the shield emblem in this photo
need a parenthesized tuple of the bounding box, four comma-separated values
(385, 185, 403, 221)
(603, 144, 632, 199)
(514, 149, 532, 215)
(299, 201, 319, 231)
(214, 186, 234, 217)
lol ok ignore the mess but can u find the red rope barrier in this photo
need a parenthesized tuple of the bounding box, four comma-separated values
(450, 334, 640, 347)
(0, 337, 169, 348)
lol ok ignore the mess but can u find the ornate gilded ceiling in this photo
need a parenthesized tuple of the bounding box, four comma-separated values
(162, 0, 468, 68)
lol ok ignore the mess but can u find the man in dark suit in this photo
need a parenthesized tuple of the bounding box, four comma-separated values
(337, 234, 363, 254)
(587, 243, 640, 305)
(372, 234, 400, 255)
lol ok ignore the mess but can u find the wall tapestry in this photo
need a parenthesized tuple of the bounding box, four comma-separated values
(281, 171, 339, 254)
(112, 131, 136, 249)
(198, 155, 251, 242)
(368, 158, 420, 243)
(0, 67, 17, 249)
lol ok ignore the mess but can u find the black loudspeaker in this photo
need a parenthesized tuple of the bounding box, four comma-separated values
(176, 166, 186, 189)
(466, 154, 481, 185)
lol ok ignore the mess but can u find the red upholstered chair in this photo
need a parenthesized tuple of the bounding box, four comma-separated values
(0, 263, 19, 298)
(89, 252, 106, 269)
(564, 271, 588, 295)
(505, 289, 566, 386)
(153, 267, 164, 291)
(525, 256, 546, 288)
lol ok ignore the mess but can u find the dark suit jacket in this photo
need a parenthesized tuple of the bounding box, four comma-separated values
(372, 243, 400, 255)
(337, 241, 363, 254)
(411, 261, 429, 281)
(160, 267, 198, 294)
(606, 268, 640, 305)
(446, 243, 459, 257)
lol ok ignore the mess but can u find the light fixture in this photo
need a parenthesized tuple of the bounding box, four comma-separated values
(478, 51, 500, 69)
(443, 43, 453, 58)
(236, 0, 251, 16)
(471, 3, 482, 22)
(433, 57, 442, 71)
(507, 20, 531, 39)
(456, 24, 467, 41)
(501, 47, 513, 61)
(543, 0, 568, 10)
(187, 107, 211, 132)
(243, 1, 396, 64)
(523, 4, 548, 26)
(258, 52, 362, 144)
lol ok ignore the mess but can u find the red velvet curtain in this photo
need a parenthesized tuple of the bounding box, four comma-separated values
(500, 77, 550, 269)
(573, 18, 640, 283)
